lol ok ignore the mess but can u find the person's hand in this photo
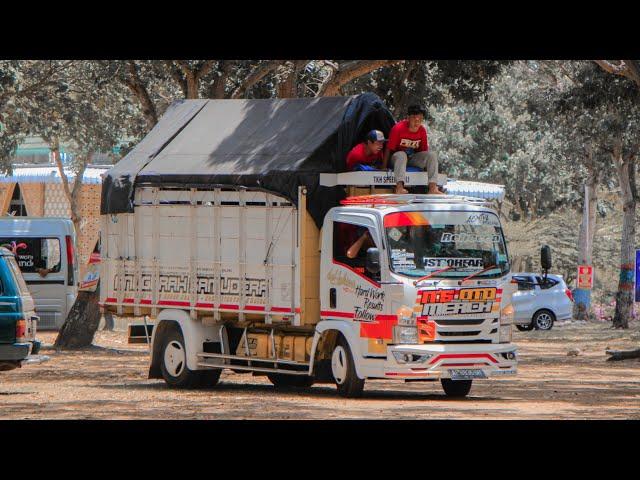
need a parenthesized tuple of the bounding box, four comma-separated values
(36, 268, 49, 278)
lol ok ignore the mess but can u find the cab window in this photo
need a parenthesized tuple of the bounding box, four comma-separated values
(333, 221, 379, 281)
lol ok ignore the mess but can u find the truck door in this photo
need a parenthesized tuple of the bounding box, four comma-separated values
(322, 215, 393, 357)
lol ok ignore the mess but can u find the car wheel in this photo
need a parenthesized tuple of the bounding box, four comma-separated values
(516, 323, 534, 332)
(331, 335, 365, 398)
(533, 310, 555, 331)
(441, 379, 472, 398)
(160, 325, 220, 388)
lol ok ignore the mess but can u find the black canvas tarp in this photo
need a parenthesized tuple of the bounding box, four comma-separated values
(101, 93, 396, 227)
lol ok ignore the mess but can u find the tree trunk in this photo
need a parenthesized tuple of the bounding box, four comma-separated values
(54, 281, 102, 349)
(574, 160, 598, 321)
(276, 60, 306, 98)
(612, 148, 636, 329)
(317, 60, 403, 97)
(123, 61, 158, 130)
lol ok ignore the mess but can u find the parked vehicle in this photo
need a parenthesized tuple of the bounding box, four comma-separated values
(0, 218, 78, 330)
(511, 273, 573, 331)
(0, 247, 48, 371)
(100, 95, 533, 398)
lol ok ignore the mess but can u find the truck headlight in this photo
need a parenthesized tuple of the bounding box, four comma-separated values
(500, 304, 514, 325)
(499, 324, 512, 343)
(393, 325, 419, 344)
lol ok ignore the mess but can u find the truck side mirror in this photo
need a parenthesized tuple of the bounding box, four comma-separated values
(366, 248, 380, 274)
(541, 245, 552, 271)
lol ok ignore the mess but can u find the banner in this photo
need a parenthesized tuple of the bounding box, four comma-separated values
(577, 265, 593, 290)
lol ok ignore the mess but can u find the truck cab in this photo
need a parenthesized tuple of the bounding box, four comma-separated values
(0, 247, 49, 371)
(317, 194, 517, 396)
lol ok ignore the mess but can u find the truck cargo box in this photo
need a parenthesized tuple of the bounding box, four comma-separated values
(101, 186, 321, 325)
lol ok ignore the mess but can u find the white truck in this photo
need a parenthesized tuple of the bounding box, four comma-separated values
(99, 94, 535, 398)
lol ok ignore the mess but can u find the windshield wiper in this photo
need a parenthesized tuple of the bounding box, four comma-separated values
(461, 264, 498, 283)
(413, 266, 470, 286)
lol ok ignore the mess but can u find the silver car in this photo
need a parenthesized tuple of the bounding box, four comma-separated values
(510, 273, 574, 331)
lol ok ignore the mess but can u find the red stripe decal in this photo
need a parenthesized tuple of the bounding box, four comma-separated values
(195, 302, 214, 308)
(158, 300, 191, 307)
(331, 259, 381, 288)
(219, 304, 239, 310)
(429, 353, 498, 365)
(441, 362, 491, 367)
(321, 310, 354, 319)
(245, 305, 266, 311)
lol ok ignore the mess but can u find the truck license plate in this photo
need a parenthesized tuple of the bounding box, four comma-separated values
(449, 369, 487, 380)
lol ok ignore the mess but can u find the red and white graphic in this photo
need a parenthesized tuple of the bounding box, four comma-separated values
(577, 265, 593, 289)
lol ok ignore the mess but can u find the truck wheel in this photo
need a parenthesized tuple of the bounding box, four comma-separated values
(533, 310, 555, 331)
(267, 373, 314, 389)
(441, 379, 472, 398)
(516, 323, 534, 332)
(331, 335, 365, 398)
(160, 326, 219, 388)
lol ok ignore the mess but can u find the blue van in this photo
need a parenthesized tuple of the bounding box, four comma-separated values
(0, 247, 48, 371)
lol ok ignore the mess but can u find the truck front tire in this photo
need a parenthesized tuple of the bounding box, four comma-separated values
(331, 335, 365, 398)
(441, 379, 472, 398)
(159, 326, 221, 389)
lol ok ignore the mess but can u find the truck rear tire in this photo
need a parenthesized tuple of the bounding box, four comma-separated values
(159, 326, 220, 389)
(267, 373, 314, 388)
(441, 379, 472, 398)
(332, 335, 365, 398)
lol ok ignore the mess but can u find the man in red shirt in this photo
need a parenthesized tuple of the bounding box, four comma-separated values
(346, 130, 386, 171)
(382, 104, 443, 195)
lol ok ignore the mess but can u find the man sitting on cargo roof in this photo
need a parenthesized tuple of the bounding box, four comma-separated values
(346, 129, 386, 172)
(382, 104, 443, 195)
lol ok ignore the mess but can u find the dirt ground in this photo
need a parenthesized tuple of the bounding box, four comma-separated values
(1, 321, 639, 419)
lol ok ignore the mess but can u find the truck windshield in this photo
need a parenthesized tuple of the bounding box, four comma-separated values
(384, 210, 509, 278)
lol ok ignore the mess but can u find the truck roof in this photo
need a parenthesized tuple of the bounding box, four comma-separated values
(101, 94, 395, 229)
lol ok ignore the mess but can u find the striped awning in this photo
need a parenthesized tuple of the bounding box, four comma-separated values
(444, 179, 505, 201)
(0, 164, 110, 185)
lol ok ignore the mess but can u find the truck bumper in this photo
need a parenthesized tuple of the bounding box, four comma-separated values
(381, 343, 517, 380)
(0, 342, 31, 361)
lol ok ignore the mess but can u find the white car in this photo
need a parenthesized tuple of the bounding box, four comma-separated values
(510, 273, 574, 331)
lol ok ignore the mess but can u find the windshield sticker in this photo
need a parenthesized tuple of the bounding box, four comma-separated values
(388, 228, 403, 242)
(391, 249, 416, 269)
(465, 213, 499, 226)
(384, 212, 430, 228)
(440, 232, 501, 243)
(422, 258, 484, 269)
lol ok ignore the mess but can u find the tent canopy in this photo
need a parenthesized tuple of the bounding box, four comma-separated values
(101, 93, 396, 227)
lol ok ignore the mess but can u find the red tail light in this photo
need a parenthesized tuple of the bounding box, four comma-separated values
(565, 288, 574, 302)
(16, 319, 27, 341)
(66, 235, 75, 286)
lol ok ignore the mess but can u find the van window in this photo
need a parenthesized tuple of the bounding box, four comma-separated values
(0, 237, 61, 274)
(6, 256, 31, 297)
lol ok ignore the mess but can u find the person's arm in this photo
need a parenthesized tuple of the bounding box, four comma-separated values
(420, 126, 428, 152)
(347, 232, 369, 259)
(383, 126, 398, 169)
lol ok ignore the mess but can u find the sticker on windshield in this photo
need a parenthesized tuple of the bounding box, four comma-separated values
(388, 228, 403, 242)
(465, 213, 499, 226)
(440, 232, 501, 243)
(391, 249, 415, 269)
(422, 258, 484, 269)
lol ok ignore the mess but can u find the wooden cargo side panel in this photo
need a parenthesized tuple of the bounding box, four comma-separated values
(299, 190, 321, 326)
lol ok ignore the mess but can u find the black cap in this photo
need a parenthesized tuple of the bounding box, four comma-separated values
(407, 104, 427, 117)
